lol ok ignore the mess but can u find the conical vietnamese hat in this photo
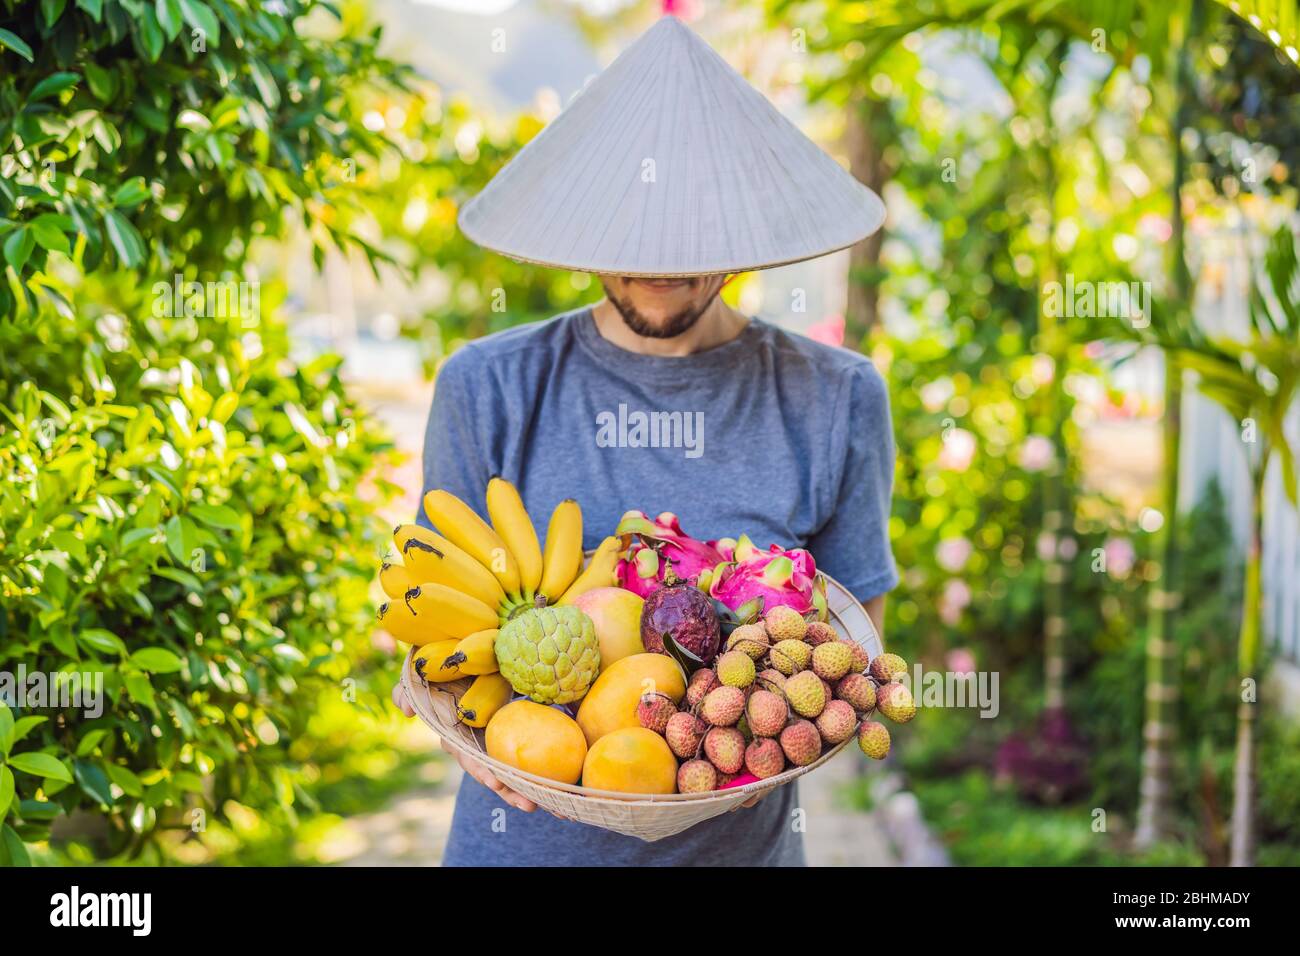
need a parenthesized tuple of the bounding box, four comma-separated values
(457, 15, 885, 277)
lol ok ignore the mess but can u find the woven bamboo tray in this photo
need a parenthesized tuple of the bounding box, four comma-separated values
(400, 571, 882, 842)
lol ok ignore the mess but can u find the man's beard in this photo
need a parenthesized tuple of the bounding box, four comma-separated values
(602, 281, 715, 339)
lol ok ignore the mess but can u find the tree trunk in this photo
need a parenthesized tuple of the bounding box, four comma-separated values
(1229, 463, 1265, 866)
(844, 95, 892, 349)
(1135, 0, 1200, 848)
(1039, 43, 1069, 715)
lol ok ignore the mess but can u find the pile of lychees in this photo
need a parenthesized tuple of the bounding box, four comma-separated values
(635, 605, 916, 792)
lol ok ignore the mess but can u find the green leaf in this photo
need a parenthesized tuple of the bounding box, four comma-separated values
(129, 647, 185, 674)
(112, 177, 150, 208)
(78, 628, 127, 655)
(164, 514, 198, 564)
(0, 767, 13, 821)
(11, 716, 47, 746)
(41, 0, 68, 28)
(178, 0, 220, 45)
(3, 227, 34, 272)
(0, 704, 13, 756)
(190, 502, 241, 530)
(248, 59, 280, 109)
(83, 61, 115, 101)
(105, 763, 143, 797)
(29, 72, 80, 101)
(103, 209, 145, 267)
(75, 730, 108, 757)
(123, 673, 156, 710)
(1, 825, 31, 867)
(153, 567, 204, 591)
(74, 759, 114, 806)
(0, 29, 34, 62)
(29, 215, 70, 255)
(137, 7, 164, 62)
(7, 752, 73, 783)
(156, 0, 183, 40)
(76, 0, 104, 22)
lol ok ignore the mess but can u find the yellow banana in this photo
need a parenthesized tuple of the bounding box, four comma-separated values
(379, 560, 416, 601)
(486, 477, 543, 597)
(455, 673, 513, 727)
(394, 524, 505, 610)
(557, 536, 623, 605)
(405, 583, 499, 639)
(423, 489, 521, 597)
(441, 628, 499, 675)
(377, 599, 451, 646)
(412, 639, 465, 683)
(538, 498, 583, 603)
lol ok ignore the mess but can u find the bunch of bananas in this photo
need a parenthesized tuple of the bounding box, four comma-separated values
(377, 478, 622, 726)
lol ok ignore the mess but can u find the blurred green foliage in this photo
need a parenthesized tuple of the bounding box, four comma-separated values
(0, 0, 410, 863)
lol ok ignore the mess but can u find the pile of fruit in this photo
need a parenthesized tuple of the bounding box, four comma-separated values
(378, 492, 915, 797)
(641, 605, 915, 792)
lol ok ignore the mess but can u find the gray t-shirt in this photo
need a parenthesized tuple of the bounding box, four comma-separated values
(419, 307, 896, 866)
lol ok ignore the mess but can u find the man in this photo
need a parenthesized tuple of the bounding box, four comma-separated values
(391, 15, 896, 866)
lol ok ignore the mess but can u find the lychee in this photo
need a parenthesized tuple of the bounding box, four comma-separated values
(877, 681, 916, 723)
(677, 758, 717, 793)
(704, 726, 746, 774)
(869, 652, 909, 684)
(779, 719, 822, 767)
(725, 623, 771, 660)
(716, 649, 756, 689)
(815, 699, 858, 745)
(844, 639, 871, 673)
(812, 641, 854, 681)
(636, 692, 677, 735)
(745, 688, 789, 737)
(755, 668, 787, 695)
(770, 639, 812, 675)
(784, 670, 826, 719)
(819, 676, 836, 709)
(836, 672, 877, 713)
(857, 720, 891, 759)
(665, 711, 707, 759)
(745, 737, 785, 779)
(700, 685, 746, 726)
(685, 667, 721, 708)
(800, 620, 834, 646)
(764, 605, 807, 642)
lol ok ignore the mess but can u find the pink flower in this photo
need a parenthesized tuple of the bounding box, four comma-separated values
(938, 427, 977, 472)
(946, 647, 976, 675)
(921, 378, 953, 412)
(1019, 434, 1055, 472)
(1031, 354, 1055, 386)
(1138, 213, 1173, 243)
(1036, 532, 1057, 562)
(938, 579, 972, 626)
(1104, 536, 1136, 578)
(806, 313, 845, 347)
(936, 536, 973, 573)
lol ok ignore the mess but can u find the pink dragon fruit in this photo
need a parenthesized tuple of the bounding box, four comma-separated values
(615, 511, 726, 598)
(709, 538, 827, 620)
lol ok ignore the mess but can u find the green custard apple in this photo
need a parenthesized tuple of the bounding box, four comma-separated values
(494, 604, 600, 704)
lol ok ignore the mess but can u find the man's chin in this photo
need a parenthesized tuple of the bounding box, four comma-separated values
(618, 308, 704, 339)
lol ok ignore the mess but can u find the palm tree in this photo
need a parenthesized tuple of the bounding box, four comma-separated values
(1140, 224, 1300, 865)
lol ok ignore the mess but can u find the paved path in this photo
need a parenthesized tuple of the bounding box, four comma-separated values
(339, 744, 945, 866)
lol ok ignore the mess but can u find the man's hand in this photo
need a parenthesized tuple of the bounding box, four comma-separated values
(391, 682, 539, 814)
